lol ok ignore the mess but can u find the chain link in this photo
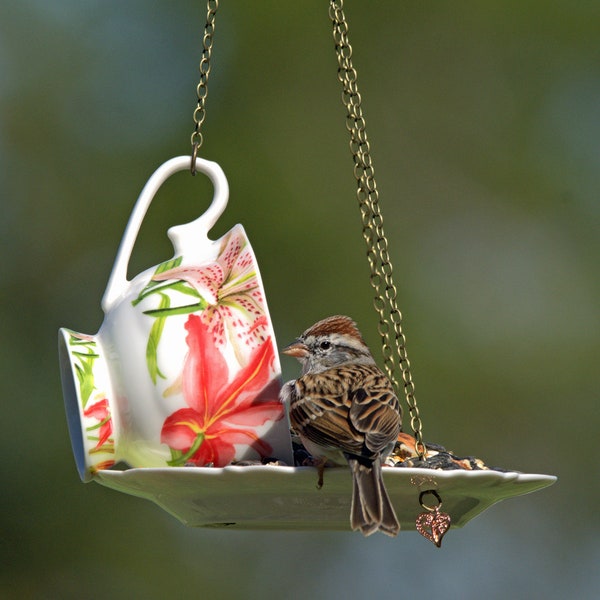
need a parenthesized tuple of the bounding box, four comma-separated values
(190, 0, 219, 174)
(329, 0, 425, 458)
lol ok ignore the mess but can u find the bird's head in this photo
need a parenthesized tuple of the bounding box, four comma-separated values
(282, 315, 375, 374)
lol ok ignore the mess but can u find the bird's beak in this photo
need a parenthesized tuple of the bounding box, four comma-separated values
(281, 339, 309, 358)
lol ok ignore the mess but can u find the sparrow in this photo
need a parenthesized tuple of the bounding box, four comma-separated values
(280, 315, 402, 537)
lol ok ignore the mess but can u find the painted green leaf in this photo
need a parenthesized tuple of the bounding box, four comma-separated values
(68, 336, 98, 408)
(85, 416, 111, 432)
(155, 256, 183, 275)
(132, 256, 184, 306)
(146, 294, 169, 384)
(74, 356, 95, 408)
(166, 433, 205, 466)
(89, 443, 115, 455)
(167, 449, 184, 466)
(131, 279, 201, 307)
(72, 350, 100, 359)
(168, 281, 203, 299)
(142, 301, 205, 318)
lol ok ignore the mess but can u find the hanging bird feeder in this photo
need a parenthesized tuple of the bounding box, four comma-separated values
(58, 0, 555, 546)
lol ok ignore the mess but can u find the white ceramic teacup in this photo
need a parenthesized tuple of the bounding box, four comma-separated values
(59, 156, 292, 481)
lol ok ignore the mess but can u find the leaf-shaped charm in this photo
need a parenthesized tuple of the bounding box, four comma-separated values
(416, 507, 451, 548)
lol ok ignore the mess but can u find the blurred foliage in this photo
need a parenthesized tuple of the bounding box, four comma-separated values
(1, 1, 598, 598)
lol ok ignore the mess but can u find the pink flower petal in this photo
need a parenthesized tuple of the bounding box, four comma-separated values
(219, 401, 284, 427)
(83, 398, 109, 419)
(97, 420, 113, 448)
(216, 429, 273, 459)
(218, 229, 245, 273)
(185, 434, 238, 468)
(212, 337, 276, 420)
(182, 315, 229, 416)
(153, 264, 224, 305)
(161, 407, 203, 450)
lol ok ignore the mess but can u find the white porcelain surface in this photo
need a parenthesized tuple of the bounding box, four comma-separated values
(94, 466, 557, 531)
(59, 157, 293, 481)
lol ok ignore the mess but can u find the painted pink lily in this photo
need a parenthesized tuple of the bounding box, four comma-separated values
(152, 226, 269, 361)
(160, 314, 284, 467)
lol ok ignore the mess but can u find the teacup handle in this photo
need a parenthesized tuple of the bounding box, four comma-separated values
(102, 156, 229, 311)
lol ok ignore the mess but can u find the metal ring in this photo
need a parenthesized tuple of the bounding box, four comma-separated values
(419, 489, 442, 512)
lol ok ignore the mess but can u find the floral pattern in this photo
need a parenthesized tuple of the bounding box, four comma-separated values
(67, 332, 115, 471)
(132, 228, 270, 382)
(63, 227, 284, 474)
(160, 314, 284, 467)
(132, 256, 206, 384)
(151, 227, 269, 364)
(84, 398, 114, 455)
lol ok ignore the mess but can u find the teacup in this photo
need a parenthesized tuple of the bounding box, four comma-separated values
(59, 156, 293, 481)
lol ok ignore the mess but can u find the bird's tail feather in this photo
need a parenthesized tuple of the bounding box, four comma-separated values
(349, 457, 400, 537)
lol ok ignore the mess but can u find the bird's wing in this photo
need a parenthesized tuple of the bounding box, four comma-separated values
(288, 365, 401, 458)
(288, 370, 365, 456)
(348, 369, 402, 455)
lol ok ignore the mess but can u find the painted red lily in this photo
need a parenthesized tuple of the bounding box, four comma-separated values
(152, 226, 269, 362)
(160, 314, 284, 467)
(84, 398, 114, 452)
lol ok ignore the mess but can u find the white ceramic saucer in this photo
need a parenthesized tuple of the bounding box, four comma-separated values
(94, 466, 556, 531)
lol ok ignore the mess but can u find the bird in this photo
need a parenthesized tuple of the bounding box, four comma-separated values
(280, 315, 402, 537)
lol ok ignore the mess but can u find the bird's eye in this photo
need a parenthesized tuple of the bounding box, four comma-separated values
(319, 340, 331, 350)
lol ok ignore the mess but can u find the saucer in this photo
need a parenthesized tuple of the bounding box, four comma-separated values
(94, 465, 556, 531)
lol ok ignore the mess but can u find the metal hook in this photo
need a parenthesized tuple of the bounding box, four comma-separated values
(190, 142, 200, 176)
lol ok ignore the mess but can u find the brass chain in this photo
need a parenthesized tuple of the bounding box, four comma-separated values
(329, 0, 426, 458)
(190, 0, 219, 174)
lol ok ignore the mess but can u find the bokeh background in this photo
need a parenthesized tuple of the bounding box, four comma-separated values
(1, 1, 598, 598)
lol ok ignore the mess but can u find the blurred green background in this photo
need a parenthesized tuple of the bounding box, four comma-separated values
(1, 1, 598, 598)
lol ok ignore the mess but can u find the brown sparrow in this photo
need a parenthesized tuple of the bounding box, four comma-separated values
(280, 315, 402, 537)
